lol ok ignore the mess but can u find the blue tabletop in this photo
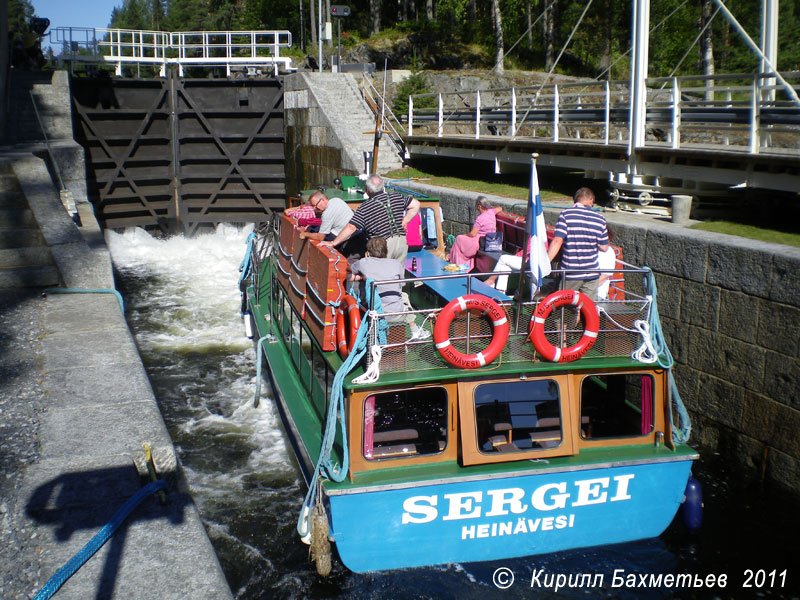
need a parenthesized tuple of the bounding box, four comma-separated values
(405, 251, 511, 303)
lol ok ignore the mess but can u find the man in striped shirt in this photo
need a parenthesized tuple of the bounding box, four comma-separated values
(547, 187, 609, 298)
(320, 175, 420, 264)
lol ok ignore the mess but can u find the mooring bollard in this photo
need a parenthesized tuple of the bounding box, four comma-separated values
(671, 195, 693, 225)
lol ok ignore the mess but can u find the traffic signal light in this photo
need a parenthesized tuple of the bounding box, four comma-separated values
(331, 5, 351, 17)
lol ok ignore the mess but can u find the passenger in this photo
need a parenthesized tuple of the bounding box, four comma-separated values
(298, 190, 354, 243)
(484, 236, 538, 294)
(285, 196, 316, 221)
(447, 196, 501, 271)
(547, 187, 609, 298)
(406, 213, 423, 252)
(595, 229, 617, 301)
(348, 237, 430, 340)
(320, 175, 420, 264)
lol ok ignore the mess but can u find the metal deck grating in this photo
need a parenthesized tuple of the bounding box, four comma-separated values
(366, 297, 651, 374)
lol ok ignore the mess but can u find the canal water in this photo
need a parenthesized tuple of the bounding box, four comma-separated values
(107, 226, 798, 600)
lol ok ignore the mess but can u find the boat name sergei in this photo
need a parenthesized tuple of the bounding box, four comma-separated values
(401, 474, 635, 529)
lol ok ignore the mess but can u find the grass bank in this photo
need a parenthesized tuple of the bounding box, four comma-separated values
(383, 167, 570, 202)
(689, 221, 800, 248)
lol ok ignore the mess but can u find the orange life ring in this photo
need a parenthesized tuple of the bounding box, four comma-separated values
(433, 294, 509, 369)
(336, 294, 361, 358)
(335, 309, 349, 358)
(529, 290, 599, 362)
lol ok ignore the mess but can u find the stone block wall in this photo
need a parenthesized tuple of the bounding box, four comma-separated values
(283, 72, 403, 198)
(401, 180, 800, 494)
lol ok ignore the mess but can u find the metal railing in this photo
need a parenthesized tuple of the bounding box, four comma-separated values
(360, 74, 408, 159)
(49, 27, 294, 77)
(362, 266, 653, 376)
(408, 72, 800, 156)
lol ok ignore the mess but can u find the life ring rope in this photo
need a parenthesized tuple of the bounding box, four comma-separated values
(336, 294, 361, 358)
(529, 290, 599, 362)
(433, 294, 509, 369)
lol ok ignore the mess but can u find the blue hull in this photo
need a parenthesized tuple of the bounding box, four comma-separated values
(328, 460, 692, 572)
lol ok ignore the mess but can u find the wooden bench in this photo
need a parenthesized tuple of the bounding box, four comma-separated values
(474, 210, 547, 274)
(371, 428, 419, 458)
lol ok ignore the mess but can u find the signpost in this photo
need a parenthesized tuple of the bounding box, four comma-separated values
(330, 5, 351, 72)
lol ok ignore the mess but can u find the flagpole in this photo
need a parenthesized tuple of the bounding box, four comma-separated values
(514, 153, 538, 334)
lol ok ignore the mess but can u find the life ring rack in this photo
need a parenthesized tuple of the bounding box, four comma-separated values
(529, 290, 599, 362)
(336, 294, 361, 358)
(433, 294, 509, 369)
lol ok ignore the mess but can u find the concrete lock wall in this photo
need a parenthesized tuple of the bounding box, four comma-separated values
(402, 182, 800, 495)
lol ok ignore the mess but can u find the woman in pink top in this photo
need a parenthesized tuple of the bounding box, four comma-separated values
(405, 213, 423, 252)
(447, 196, 500, 270)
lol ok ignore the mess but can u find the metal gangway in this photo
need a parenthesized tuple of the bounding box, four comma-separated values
(50, 27, 295, 77)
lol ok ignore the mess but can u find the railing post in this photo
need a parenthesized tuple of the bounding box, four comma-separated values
(671, 77, 680, 149)
(437, 93, 443, 138)
(604, 81, 610, 145)
(723, 89, 732, 146)
(475, 90, 481, 140)
(553, 85, 560, 142)
(408, 96, 414, 137)
(749, 79, 760, 153)
(511, 87, 517, 137)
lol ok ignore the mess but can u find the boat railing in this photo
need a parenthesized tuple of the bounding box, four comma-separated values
(361, 266, 655, 375)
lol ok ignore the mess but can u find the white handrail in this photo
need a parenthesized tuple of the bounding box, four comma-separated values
(407, 71, 800, 155)
(50, 27, 294, 75)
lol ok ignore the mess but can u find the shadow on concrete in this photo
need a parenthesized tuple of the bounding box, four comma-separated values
(26, 465, 188, 600)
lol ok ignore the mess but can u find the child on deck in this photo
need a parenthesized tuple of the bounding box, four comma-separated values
(348, 237, 430, 340)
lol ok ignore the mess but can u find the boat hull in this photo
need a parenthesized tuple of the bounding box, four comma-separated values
(328, 460, 692, 572)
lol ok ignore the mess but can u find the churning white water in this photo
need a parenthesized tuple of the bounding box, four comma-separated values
(106, 226, 315, 594)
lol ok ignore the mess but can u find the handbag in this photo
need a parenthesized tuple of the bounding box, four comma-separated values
(481, 231, 503, 253)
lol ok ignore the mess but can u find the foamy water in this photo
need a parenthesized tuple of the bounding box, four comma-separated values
(107, 225, 299, 489)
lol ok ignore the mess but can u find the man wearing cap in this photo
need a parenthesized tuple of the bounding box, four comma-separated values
(319, 175, 420, 264)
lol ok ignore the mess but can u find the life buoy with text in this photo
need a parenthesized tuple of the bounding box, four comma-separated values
(529, 290, 599, 362)
(336, 295, 361, 358)
(433, 294, 509, 369)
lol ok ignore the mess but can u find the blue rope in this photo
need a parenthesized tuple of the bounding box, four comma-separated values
(33, 480, 168, 600)
(642, 268, 692, 444)
(386, 182, 430, 198)
(43, 288, 124, 313)
(296, 279, 385, 539)
(238, 232, 257, 288)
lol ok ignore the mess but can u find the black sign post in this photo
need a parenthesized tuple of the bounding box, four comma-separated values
(330, 5, 351, 72)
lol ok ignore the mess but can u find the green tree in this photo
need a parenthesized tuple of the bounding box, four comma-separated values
(8, 0, 35, 40)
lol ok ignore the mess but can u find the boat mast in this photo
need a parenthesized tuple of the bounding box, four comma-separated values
(370, 61, 388, 174)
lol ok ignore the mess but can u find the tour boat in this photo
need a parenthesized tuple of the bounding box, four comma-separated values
(238, 176, 698, 574)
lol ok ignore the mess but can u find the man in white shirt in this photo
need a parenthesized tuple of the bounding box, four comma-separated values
(299, 191, 353, 242)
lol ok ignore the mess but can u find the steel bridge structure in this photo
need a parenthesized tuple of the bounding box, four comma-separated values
(403, 0, 800, 205)
(405, 72, 800, 204)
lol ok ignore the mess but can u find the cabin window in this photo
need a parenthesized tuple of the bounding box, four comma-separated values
(580, 373, 654, 439)
(474, 379, 562, 454)
(363, 387, 448, 461)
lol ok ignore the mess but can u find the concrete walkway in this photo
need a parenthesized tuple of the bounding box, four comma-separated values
(0, 150, 232, 599)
